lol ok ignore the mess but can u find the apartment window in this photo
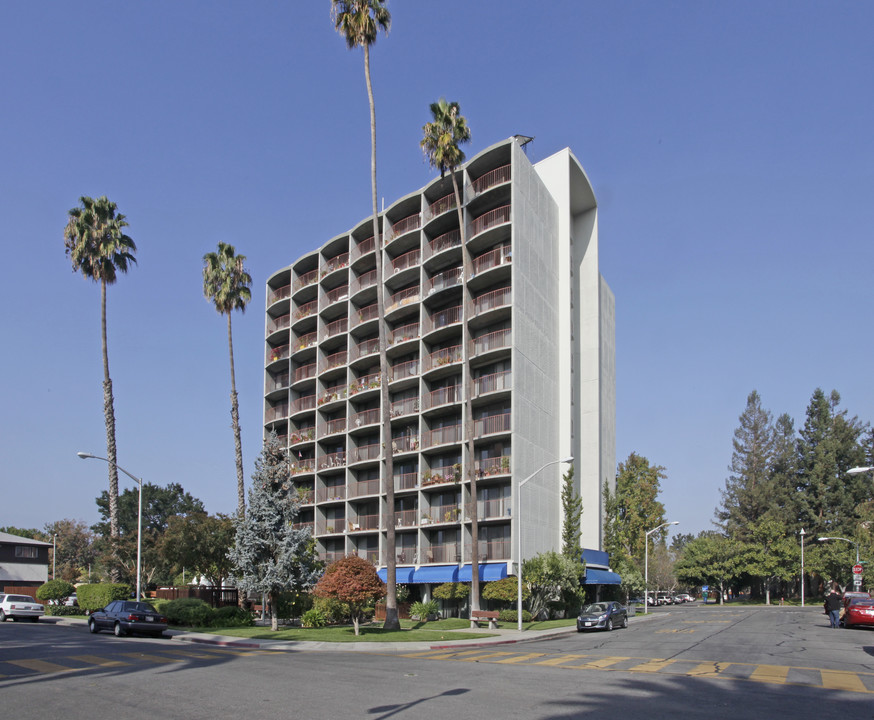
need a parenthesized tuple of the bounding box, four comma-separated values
(14, 546, 38, 559)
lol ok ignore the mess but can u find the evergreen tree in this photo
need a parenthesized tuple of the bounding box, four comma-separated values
(715, 390, 775, 540)
(228, 435, 321, 630)
(767, 412, 799, 528)
(560, 464, 583, 559)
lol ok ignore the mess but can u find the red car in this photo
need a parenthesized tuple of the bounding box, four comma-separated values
(843, 599, 874, 629)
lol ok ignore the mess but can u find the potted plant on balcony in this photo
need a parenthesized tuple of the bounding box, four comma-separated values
(453, 464, 462, 483)
(501, 456, 510, 473)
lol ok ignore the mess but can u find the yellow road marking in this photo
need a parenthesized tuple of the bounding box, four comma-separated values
(688, 662, 733, 677)
(7, 659, 76, 674)
(820, 670, 870, 693)
(458, 651, 518, 662)
(69, 654, 130, 667)
(534, 654, 591, 666)
(682, 620, 730, 624)
(120, 653, 184, 664)
(493, 653, 546, 664)
(630, 658, 677, 673)
(566, 656, 631, 669)
(749, 664, 789, 684)
(656, 628, 695, 634)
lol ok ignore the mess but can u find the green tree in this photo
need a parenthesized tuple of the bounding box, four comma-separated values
(202, 242, 252, 519)
(64, 195, 137, 548)
(36, 579, 76, 604)
(522, 551, 582, 620)
(160, 512, 235, 587)
(313, 555, 387, 636)
(43, 519, 96, 583)
(715, 390, 776, 540)
(745, 519, 797, 603)
(675, 532, 748, 605)
(482, 576, 529, 606)
(603, 452, 667, 566)
(228, 435, 321, 631)
(432, 582, 470, 618)
(420, 97, 477, 618)
(767, 412, 799, 529)
(560, 464, 583, 559)
(331, 0, 397, 630)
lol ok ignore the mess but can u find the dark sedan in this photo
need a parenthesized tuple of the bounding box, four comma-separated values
(577, 601, 628, 631)
(88, 600, 168, 638)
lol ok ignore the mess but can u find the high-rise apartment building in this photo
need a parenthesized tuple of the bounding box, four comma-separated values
(263, 137, 615, 597)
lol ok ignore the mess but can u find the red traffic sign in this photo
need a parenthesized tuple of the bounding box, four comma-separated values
(853, 564, 863, 574)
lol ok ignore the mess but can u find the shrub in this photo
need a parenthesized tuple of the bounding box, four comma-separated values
(211, 605, 254, 628)
(36, 579, 76, 604)
(410, 600, 439, 621)
(45, 605, 82, 617)
(301, 608, 326, 628)
(77, 583, 131, 613)
(162, 598, 214, 627)
(498, 609, 532, 623)
(313, 595, 351, 624)
(274, 590, 313, 620)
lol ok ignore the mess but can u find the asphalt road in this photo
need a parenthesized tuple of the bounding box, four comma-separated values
(1, 605, 872, 719)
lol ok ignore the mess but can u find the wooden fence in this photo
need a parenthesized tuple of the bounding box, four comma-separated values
(154, 586, 238, 608)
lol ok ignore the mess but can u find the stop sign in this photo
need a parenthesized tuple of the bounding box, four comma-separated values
(853, 564, 863, 574)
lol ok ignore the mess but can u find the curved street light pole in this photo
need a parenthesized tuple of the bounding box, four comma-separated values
(818, 535, 860, 565)
(516, 456, 574, 632)
(644, 521, 679, 614)
(77, 452, 143, 601)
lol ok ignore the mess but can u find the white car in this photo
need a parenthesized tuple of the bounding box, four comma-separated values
(0, 593, 45, 622)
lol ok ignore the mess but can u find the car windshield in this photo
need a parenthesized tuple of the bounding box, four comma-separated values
(582, 603, 607, 614)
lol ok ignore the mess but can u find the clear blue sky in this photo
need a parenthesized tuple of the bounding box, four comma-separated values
(2, 1, 871, 541)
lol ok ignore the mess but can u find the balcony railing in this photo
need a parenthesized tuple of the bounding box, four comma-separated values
(471, 327, 511, 355)
(318, 384, 347, 406)
(395, 549, 418, 564)
(387, 286, 420, 312)
(424, 465, 460, 486)
(395, 472, 418, 491)
(291, 521, 315, 534)
(428, 192, 457, 218)
(425, 344, 462, 371)
(324, 418, 347, 435)
(351, 443, 380, 463)
(349, 478, 381, 498)
(266, 372, 289, 393)
(316, 483, 346, 502)
(474, 286, 511, 315)
(293, 363, 316, 383)
(323, 318, 348, 340)
(356, 549, 380, 564)
(358, 236, 375, 255)
(317, 521, 344, 535)
(428, 266, 463, 294)
(428, 305, 462, 331)
(322, 252, 349, 276)
(393, 508, 419, 528)
(294, 300, 317, 321)
(289, 428, 315, 445)
(391, 435, 420, 454)
(352, 337, 379, 362)
(353, 268, 377, 294)
(466, 538, 511, 562)
(389, 213, 421, 240)
(473, 244, 512, 274)
(429, 228, 461, 255)
(265, 404, 288, 422)
(290, 460, 315, 476)
(351, 513, 380, 531)
(467, 497, 511, 520)
(389, 322, 419, 346)
(472, 163, 511, 194)
(296, 332, 317, 352)
(351, 407, 380, 428)
(424, 504, 461, 525)
(319, 451, 346, 470)
(390, 359, 419, 381)
(321, 551, 346, 563)
(423, 384, 460, 410)
(474, 369, 511, 396)
(390, 248, 421, 274)
(267, 344, 289, 363)
(269, 284, 291, 305)
(326, 284, 349, 305)
(470, 204, 510, 238)
(353, 302, 378, 327)
(267, 314, 290, 334)
(321, 351, 347, 373)
(425, 543, 460, 564)
(422, 424, 462, 448)
(292, 395, 316, 414)
(350, 372, 380, 395)
(390, 396, 419, 417)
(474, 413, 511, 436)
(294, 269, 319, 293)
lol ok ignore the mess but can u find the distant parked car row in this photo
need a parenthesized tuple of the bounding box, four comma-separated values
(645, 593, 694, 606)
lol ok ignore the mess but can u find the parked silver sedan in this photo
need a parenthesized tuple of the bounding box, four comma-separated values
(577, 601, 628, 631)
(0, 594, 45, 622)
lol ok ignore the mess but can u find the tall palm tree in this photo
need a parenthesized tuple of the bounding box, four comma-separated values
(202, 242, 252, 520)
(64, 196, 137, 554)
(330, 0, 398, 630)
(421, 99, 476, 621)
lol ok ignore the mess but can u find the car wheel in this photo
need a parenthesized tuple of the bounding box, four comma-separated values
(622, 615, 629, 628)
(0, 610, 6, 622)
(577, 626, 584, 633)
(88, 618, 99, 634)
(113, 622, 126, 637)
(606, 618, 613, 631)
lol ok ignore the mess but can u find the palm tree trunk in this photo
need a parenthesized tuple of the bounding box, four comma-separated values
(364, 43, 399, 631)
(451, 172, 479, 622)
(101, 279, 121, 582)
(227, 312, 245, 519)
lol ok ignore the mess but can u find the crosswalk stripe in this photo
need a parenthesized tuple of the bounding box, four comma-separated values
(535, 654, 591, 666)
(69, 654, 130, 667)
(7, 659, 76, 674)
(687, 662, 733, 677)
(566, 656, 631, 669)
(749, 664, 789, 683)
(120, 653, 184, 664)
(456, 651, 517, 661)
(630, 658, 677, 673)
(820, 670, 870, 693)
(493, 653, 546, 664)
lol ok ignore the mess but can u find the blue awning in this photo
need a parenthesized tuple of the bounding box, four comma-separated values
(377, 563, 508, 584)
(584, 568, 622, 585)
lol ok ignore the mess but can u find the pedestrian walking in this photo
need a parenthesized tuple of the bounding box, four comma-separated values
(824, 585, 842, 628)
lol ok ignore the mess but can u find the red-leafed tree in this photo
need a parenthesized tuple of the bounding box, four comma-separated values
(313, 555, 386, 635)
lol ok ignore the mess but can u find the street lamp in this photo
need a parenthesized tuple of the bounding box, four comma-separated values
(644, 521, 679, 614)
(77, 452, 144, 601)
(516, 456, 574, 632)
(800, 528, 806, 607)
(818, 536, 860, 565)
